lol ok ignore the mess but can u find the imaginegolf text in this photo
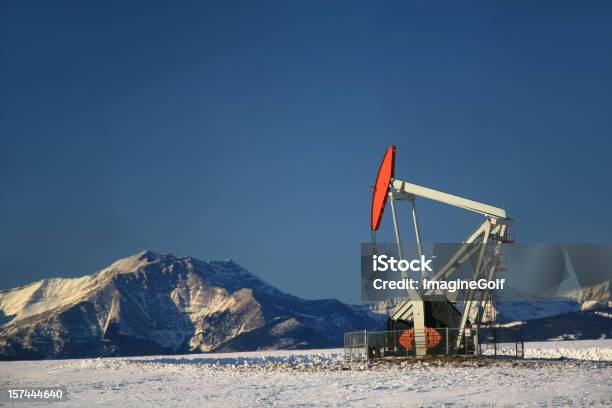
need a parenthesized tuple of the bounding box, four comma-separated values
(372, 278, 506, 292)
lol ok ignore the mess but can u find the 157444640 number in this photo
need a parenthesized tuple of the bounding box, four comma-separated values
(2, 387, 67, 402)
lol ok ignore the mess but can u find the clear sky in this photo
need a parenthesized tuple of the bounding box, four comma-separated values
(1, 1, 611, 303)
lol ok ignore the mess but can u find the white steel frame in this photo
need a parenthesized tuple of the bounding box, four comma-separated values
(386, 177, 511, 355)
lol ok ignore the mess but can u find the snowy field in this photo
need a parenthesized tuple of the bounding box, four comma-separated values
(1, 340, 611, 407)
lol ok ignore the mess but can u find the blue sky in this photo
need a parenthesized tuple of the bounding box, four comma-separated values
(1, 1, 611, 302)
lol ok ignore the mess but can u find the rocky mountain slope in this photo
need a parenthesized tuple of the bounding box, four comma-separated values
(0, 251, 381, 360)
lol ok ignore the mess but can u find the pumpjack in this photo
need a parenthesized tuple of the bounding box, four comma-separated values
(370, 146, 514, 356)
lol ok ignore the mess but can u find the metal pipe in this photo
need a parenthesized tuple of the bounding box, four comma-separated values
(410, 196, 426, 279)
(388, 192, 404, 260)
(445, 327, 449, 355)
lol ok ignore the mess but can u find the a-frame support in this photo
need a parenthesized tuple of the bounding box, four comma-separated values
(387, 177, 512, 354)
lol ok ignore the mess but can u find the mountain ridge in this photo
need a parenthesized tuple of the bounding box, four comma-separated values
(0, 251, 381, 360)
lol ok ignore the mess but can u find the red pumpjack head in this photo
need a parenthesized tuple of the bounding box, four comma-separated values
(370, 145, 396, 231)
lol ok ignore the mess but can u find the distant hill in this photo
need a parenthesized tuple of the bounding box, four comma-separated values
(520, 307, 612, 341)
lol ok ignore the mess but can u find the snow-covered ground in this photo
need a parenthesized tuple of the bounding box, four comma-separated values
(1, 340, 611, 407)
(482, 339, 612, 361)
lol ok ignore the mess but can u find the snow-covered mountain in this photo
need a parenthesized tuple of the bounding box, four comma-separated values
(493, 289, 582, 322)
(0, 251, 381, 360)
(493, 284, 612, 341)
(560, 280, 612, 311)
